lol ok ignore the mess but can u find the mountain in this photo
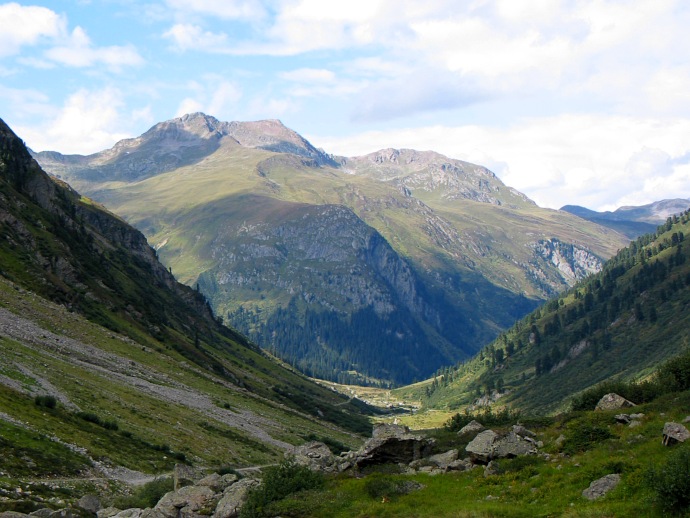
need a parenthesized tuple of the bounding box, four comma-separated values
(33, 113, 629, 386)
(0, 117, 373, 478)
(561, 199, 690, 239)
(405, 211, 690, 414)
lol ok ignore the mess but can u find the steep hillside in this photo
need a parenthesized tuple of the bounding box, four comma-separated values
(34, 113, 628, 385)
(561, 199, 690, 239)
(0, 118, 372, 475)
(405, 211, 690, 414)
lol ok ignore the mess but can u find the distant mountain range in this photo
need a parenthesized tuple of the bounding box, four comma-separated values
(561, 199, 690, 239)
(33, 113, 628, 385)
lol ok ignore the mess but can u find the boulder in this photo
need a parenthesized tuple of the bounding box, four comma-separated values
(111, 510, 143, 518)
(214, 479, 260, 518)
(457, 420, 486, 441)
(511, 425, 536, 439)
(466, 430, 538, 464)
(154, 485, 217, 518)
(662, 422, 690, 446)
(77, 494, 101, 514)
(1, 513, 32, 518)
(96, 508, 121, 518)
(447, 459, 473, 472)
(291, 441, 337, 473)
(353, 425, 434, 468)
(484, 460, 501, 477)
(427, 449, 459, 470)
(595, 393, 636, 411)
(582, 474, 621, 500)
(173, 464, 202, 491)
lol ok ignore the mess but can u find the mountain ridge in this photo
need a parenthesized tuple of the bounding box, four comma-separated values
(33, 113, 629, 385)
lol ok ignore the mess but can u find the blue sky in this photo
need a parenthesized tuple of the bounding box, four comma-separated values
(1, 1, 689, 211)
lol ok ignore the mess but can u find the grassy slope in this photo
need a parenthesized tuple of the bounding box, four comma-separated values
(399, 213, 690, 416)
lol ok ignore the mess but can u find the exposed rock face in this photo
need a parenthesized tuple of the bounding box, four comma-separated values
(662, 422, 690, 445)
(595, 393, 636, 411)
(582, 474, 621, 500)
(154, 485, 217, 518)
(534, 238, 603, 286)
(213, 479, 260, 518)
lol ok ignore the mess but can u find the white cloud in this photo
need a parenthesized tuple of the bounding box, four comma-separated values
(280, 68, 336, 83)
(163, 23, 229, 52)
(18, 88, 132, 154)
(0, 3, 65, 57)
(44, 26, 143, 70)
(173, 81, 243, 120)
(165, 0, 266, 20)
(313, 114, 690, 211)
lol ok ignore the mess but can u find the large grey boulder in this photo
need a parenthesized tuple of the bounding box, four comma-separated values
(582, 474, 621, 500)
(426, 449, 459, 470)
(291, 441, 338, 473)
(173, 464, 202, 491)
(457, 420, 486, 441)
(213, 479, 260, 518)
(466, 430, 538, 464)
(96, 508, 121, 518)
(154, 485, 217, 518)
(354, 424, 434, 468)
(662, 422, 690, 446)
(76, 495, 101, 514)
(595, 393, 636, 411)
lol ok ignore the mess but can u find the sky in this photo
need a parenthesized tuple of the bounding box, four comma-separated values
(1, 1, 689, 211)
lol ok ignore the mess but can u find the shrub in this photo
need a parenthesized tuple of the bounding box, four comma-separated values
(445, 406, 521, 432)
(113, 477, 173, 509)
(645, 447, 690, 514)
(363, 474, 409, 499)
(561, 419, 613, 455)
(34, 395, 57, 409)
(240, 459, 324, 518)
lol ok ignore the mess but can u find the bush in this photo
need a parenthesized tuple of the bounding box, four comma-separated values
(34, 395, 57, 409)
(645, 447, 690, 514)
(445, 406, 521, 432)
(363, 474, 409, 499)
(240, 459, 324, 518)
(113, 477, 173, 509)
(561, 419, 613, 455)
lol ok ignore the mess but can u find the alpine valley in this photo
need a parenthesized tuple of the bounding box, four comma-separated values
(34, 113, 628, 386)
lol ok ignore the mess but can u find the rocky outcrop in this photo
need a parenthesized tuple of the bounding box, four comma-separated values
(595, 393, 636, 411)
(662, 422, 690, 446)
(291, 441, 338, 473)
(582, 474, 621, 500)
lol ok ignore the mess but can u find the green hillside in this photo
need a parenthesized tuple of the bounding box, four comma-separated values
(0, 117, 372, 477)
(404, 211, 690, 414)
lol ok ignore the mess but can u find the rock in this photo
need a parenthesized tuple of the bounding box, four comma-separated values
(29, 511, 54, 518)
(112, 510, 143, 518)
(174, 464, 202, 491)
(466, 430, 538, 464)
(353, 425, 434, 469)
(683, 416, 690, 423)
(457, 420, 485, 441)
(595, 393, 636, 411)
(96, 508, 121, 518)
(662, 422, 690, 446)
(614, 414, 631, 424)
(582, 474, 621, 500)
(512, 425, 536, 438)
(1, 513, 32, 518)
(555, 434, 566, 447)
(77, 494, 101, 514)
(466, 430, 499, 464)
(154, 485, 217, 518)
(291, 441, 337, 473)
(214, 479, 260, 518)
(427, 449, 459, 470)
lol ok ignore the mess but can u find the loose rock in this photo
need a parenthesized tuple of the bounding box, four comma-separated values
(582, 474, 621, 500)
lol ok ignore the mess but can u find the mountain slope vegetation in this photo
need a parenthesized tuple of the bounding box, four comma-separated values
(404, 211, 690, 414)
(0, 117, 373, 475)
(34, 113, 628, 385)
